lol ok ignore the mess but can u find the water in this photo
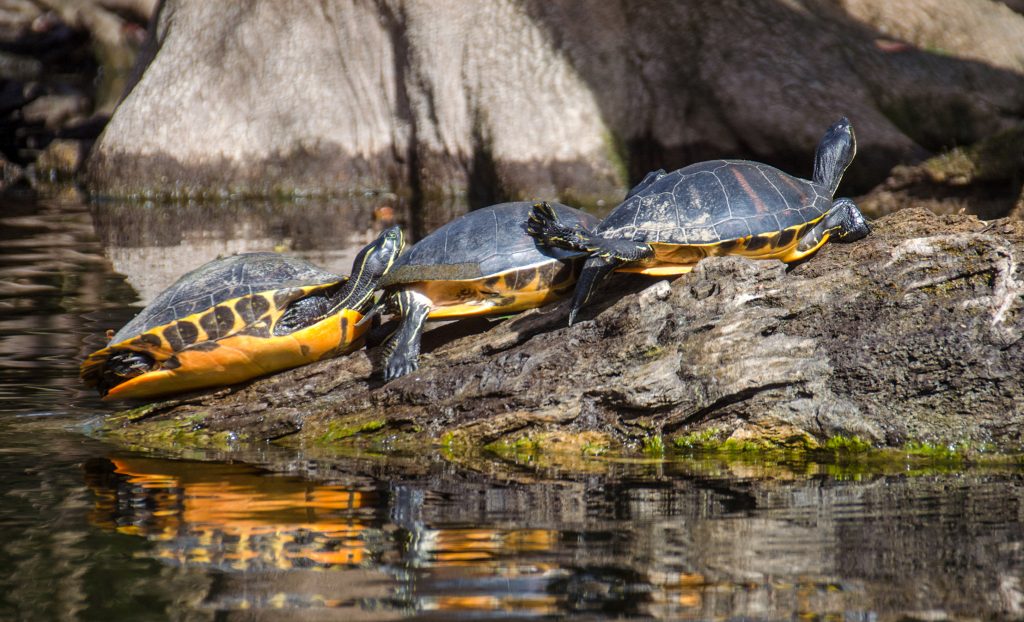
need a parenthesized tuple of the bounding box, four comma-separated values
(2, 190, 1024, 620)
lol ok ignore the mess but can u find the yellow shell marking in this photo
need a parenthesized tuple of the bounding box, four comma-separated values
(80, 283, 365, 401)
(615, 217, 826, 275)
(407, 260, 579, 319)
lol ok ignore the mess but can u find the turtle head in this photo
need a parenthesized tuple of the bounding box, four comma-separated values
(356, 225, 405, 280)
(813, 117, 856, 197)
(335, 225, 406, 313)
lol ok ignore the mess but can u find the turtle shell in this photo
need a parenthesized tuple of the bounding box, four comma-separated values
(381, 202, 599, 287)
(598, 160, 833, 246)
(80, 252, 364, 400)
(110, 252, 341, 343)
(381, 201, 599, 318)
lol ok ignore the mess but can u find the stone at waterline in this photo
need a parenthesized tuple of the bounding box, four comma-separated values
(36, 139, 86, 180)
(102, 209, 1024, 454)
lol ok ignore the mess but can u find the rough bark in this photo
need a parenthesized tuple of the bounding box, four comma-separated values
(837, 0, 1024, 74)
(86, 0, 1024, 202)
(106, 208, 1024, 455)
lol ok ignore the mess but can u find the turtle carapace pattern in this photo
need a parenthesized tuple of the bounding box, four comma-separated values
(80, 226, 404, 400)
(527, 117, 870, 324)
(380, 201, 599, 381)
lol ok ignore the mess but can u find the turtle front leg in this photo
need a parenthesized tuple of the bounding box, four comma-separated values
(569, 254, 628, 326)
(797, 198, 870, 252)
(382, 290, 432, 381)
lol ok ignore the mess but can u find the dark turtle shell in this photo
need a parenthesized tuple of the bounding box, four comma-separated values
(111, 252, 342, 344)
(597, 160, 833, 246)
(81, 252, 357, 400)
(381, 202, 599, 286)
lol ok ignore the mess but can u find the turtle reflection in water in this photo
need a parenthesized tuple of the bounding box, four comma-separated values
(527, 117, 870, 324)
(379, 201, 599, 381)
(80, 227, 404, 400)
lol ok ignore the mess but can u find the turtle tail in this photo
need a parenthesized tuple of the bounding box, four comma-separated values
(526, 202, 596, 252)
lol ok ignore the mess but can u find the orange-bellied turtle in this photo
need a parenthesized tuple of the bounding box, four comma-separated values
(526, 117, 870, 324)
(80, 226, 404, 400)
(378, 201, 598, 381)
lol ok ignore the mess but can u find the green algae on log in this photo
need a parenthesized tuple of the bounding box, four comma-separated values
(100, 209, 1024, 461)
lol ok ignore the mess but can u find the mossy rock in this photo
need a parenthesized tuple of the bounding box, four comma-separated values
(923, 125, 1024, 185)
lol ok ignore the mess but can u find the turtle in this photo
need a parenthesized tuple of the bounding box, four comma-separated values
(378, 201, 599, 381)
(80, 226, 404, 400)
(526, 117, 870, 324)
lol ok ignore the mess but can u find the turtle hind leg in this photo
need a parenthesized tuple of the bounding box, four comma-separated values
(98, 350, 156, 396)
(382, 290, 432, 382)
(796, 198, 870, 253)
(275, 290, 334, 336)
(569, 254, 626, 326)
(527, 202, 654, 262)
(526, 201, 594, 251)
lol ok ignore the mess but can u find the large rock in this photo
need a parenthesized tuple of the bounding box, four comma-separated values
(105, 208, 1024, 454)
(86, 0, 1024, 201)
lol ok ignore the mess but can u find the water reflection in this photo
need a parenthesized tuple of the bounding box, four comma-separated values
(81, 454, 1024, 620)
(0, 191, 135, 413)
(88, 457, 384, 571)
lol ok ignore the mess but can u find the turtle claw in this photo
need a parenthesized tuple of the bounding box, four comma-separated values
(383, 357, 418, 382)
(527, 202, 595, 252)
(833, 198, 870, 242)
(526, 202, 558, 242)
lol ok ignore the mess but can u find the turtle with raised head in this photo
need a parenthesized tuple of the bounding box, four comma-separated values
(80, 226, 404, 400)
(526, 117, 870, 324)
(379, 201, 599, 381)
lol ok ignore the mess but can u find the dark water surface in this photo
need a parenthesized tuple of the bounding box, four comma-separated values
(2, 191, 1024, 621)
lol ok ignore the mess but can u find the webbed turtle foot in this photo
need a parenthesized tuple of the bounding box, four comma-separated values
(832, 198, 870, 243)
(527, 202, 591, 252)
(383, 355, 419, 382)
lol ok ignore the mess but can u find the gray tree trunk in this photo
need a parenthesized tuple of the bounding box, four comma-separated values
(86, 0, 1024, 201)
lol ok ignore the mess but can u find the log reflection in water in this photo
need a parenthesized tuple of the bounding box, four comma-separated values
(82, 454, 1024, 620)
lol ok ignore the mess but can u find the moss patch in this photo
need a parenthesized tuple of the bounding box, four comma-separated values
(673, 425, 819, 453)
(666, 429, 1018, 478)
(641, 435, 665, 457)
(923, 126, 1024, 185)
(103, 412, 246, 452)
(317, 418, 386, 444)
(823, 435, 874, 453)
(673, 428, 724, 450)
(481, 430, 617, 470)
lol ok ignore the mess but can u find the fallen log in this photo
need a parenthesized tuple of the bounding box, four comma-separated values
(103, 208, 1024, 456)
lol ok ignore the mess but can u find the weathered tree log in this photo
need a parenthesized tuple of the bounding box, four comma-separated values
(86, 0, 1024, 202)
(105, 208, 1024, 455)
